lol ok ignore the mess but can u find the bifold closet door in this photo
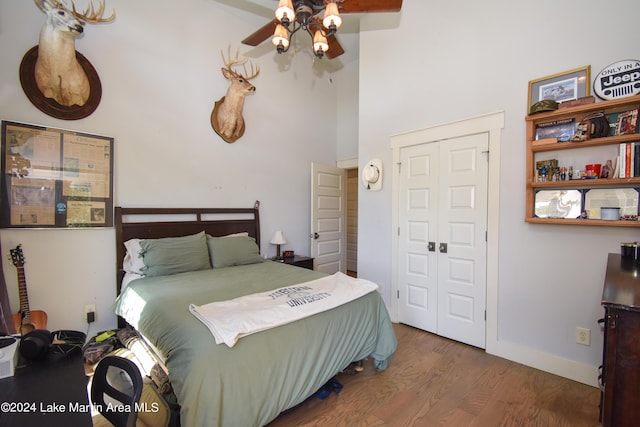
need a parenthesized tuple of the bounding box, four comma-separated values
(397, 133, 488, 348)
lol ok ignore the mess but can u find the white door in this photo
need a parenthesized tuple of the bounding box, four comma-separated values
(398, 133, 488, 348)
(310, 163, 346, 274)
(397, 142, 439, 332)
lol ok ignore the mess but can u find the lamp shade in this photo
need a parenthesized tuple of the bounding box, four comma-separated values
(272, 24, 290, 49)
(313, 31, 329, 55)
(322, 2, 342, 29)
(275, 0, 294, 22)
(270, 230, 287, 245)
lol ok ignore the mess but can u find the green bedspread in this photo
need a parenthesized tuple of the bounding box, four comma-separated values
(114, 261, 397, 427)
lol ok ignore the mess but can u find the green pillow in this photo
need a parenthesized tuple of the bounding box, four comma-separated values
(207, 235, 264, 268)
(140, 231, 211, 277)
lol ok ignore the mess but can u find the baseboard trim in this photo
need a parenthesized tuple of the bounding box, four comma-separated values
(487, 339, 599, 388)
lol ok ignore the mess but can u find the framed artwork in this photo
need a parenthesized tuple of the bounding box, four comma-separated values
(0, 120, 114, 228)
(615, 109, 639, 135)
(528, 66, 590, 111)
(584, 188, 639, 219)
(534, 189, 582, 219)
(535, 118, 576, 141)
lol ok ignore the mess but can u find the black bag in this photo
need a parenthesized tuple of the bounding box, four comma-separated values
(572, 112, 609, 141)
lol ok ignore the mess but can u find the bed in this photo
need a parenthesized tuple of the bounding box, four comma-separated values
(112, 202, 397, 427)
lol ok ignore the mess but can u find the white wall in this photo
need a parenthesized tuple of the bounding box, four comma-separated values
(357, 0, 640, 386)
(336, 40, 359, 162)
(0, 0, 346, 333)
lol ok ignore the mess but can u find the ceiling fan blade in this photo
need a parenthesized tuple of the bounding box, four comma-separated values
(242, 19, 278, 46)
(339, 0, 403, 14)
(325, 34, 345, 59)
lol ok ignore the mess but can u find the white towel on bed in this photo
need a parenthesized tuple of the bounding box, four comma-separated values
(189, 272, 378, 347)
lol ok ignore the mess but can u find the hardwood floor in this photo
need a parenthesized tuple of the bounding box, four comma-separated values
(268, 323, 600, 427)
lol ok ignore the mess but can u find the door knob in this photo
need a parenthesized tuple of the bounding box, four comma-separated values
(312, 232, 319, 240)
(439, 243, 448, 253)
(428, 242, 436, 252)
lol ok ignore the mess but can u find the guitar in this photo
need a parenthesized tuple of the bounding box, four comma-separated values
(9, 244, 48, 334)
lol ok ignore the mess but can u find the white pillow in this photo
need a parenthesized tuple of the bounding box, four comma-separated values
(220, 232, 249, 238)
(123, 238, 145, 275)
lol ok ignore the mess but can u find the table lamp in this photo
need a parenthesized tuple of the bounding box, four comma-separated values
(270, 230, 287, 259)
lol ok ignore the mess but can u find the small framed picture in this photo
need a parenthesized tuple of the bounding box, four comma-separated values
(535, 118, 576, 141)
(615, 109, 639, 135)
(534, 189, 582, 219)
(528, 66, 590, 111)
(584, 188, 639, 219)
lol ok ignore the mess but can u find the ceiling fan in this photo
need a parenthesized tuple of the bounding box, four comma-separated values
(241, 0, 403, 59)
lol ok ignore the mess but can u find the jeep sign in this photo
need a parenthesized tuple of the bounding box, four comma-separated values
(593, 59, 640, 100)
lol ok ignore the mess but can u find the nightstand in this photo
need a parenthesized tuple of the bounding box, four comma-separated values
(276, 255, 314, 270)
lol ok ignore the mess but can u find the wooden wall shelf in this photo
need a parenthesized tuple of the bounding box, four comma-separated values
(525, 95, 640, 227)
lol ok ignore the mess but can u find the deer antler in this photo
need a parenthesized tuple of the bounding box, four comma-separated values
(221, 45, 260, 81)
(69, 0, 115, 23)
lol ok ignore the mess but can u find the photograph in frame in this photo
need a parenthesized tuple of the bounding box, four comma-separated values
(615, 109, 639, 135)
(528, 66, 590, 111)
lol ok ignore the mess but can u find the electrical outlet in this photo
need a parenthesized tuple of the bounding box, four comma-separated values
(576, 327, 591, 346)
(85, 304, 96, 323)
(85, 304, 95, 314)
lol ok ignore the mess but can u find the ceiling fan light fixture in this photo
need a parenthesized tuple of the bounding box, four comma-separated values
(313, 30, 329, 58)
(275, 0, 294, 26)
(242, 0, 403, 61)
(322, 2, 342, 31)
(272, 23, 290, 53)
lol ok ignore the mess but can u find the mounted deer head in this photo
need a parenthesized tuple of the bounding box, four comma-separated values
(33, 0, 114, 107)
(211, 46, 260, 143)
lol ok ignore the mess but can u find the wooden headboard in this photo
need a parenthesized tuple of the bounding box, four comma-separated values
(115, 201, 261, 295)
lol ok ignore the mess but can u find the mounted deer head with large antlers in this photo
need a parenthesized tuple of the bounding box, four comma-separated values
(33, 0, 114, 107)
(211, 46, 260, 143)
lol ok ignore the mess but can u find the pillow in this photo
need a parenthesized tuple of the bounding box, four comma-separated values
(207, 234, 264, 268)
(140, 231, 211, 277)
(123, 239, 145, 275)
(220, 232, 249, 238)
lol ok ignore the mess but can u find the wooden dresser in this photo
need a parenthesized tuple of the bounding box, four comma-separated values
(600, 252, 640, 427)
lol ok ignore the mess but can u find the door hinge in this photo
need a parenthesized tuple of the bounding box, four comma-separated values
(484, 310, 487, 321)
(397, 290, 400, 299)
(397, 162, 402, 173)
(485, 230, 488, 242)
(482, 150, 489, 162)
(398, 227, 400, 236)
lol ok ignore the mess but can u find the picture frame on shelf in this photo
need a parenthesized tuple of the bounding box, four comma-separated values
(584, 188, 639, 219)
(534, 189, 582, 219)
(615, 109, 639, 135)
(528, 66, 591, 111)
(535, 159, 558, 182)
(535, 118, 576, 141)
